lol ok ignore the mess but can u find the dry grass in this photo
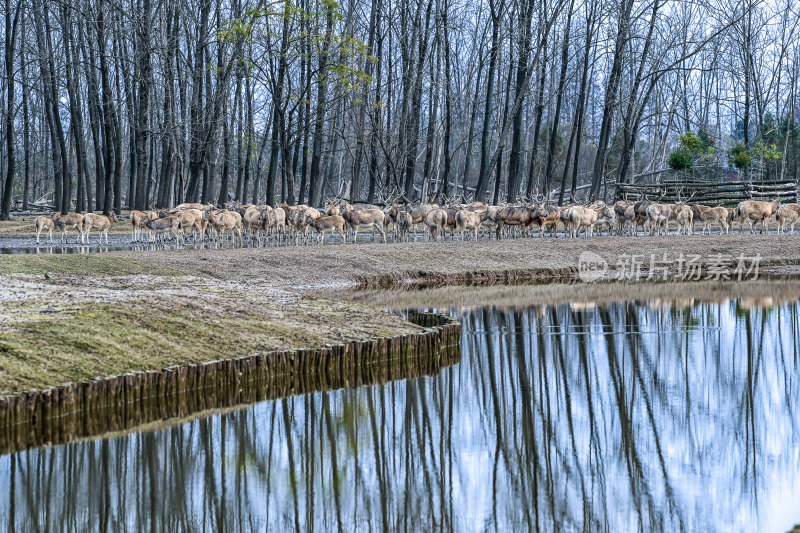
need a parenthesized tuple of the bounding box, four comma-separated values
(104, 232, 800, 286)
(3, 231, 800, 396)
(0, 254, 199, 276)
(0, 269, 420, 396)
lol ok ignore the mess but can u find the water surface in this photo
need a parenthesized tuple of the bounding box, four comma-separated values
(1, 294, 799, 531)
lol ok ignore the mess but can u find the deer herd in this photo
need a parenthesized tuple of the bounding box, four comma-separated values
(31, 197, 797, 246)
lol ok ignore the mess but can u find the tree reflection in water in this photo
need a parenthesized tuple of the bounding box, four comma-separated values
(1, 298, 799, 531)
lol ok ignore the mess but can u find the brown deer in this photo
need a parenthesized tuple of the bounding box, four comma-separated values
(82, 212, 117, 245)
(207, 209, 243, 244)
(145, 215, 182, 244)
(777, 203, 800, 234)
(341, 205, 387, 243)
(130, 210, 151, 242)
(54, 213, 86, 243)
(35, 214, 57, 244)
(424, 208, 448, 241)
(454, 209, 482, 241)
(691, 205, 730, 235)
(306, 214, 347, 244)
(737, 200, 780, 234)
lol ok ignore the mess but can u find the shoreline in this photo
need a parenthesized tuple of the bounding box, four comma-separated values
(0, 311, 460, 455)
(3, 235, 800, 451)
(2, 236, 800, 384)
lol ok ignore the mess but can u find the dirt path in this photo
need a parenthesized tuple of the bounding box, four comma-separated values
(105, 233, 800, 286)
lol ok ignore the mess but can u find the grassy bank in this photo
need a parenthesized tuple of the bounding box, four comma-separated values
(4, 232, 800, 396)
(107, 232, 800, 286)
(0, 254, 420, 396)
(0, 254, 197, 276)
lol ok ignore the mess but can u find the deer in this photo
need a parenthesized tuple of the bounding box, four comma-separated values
(424, 208, 448, 241)
(454, 209, 483, 241)
(35, 214, 57, 244)
(82, 212, 117, 245)
(777, 203, 800, 234)
(395, 211, 414, 242)
(54, 213, 86, 243)
(206, 209, 243, 244)
(145, 215, 182, 244)
(305, 213, 348, 244)
(672, 188, 696, 236)
(130, 210, 151, 242)
(737, 200, 780, 234)
(340, 204, 387, 243)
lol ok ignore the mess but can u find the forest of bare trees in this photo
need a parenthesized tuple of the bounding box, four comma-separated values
(0, 0, 799, 218)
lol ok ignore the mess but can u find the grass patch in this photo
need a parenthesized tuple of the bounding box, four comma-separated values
(0, 254, 199, 277)
(0, 295, 419, 397)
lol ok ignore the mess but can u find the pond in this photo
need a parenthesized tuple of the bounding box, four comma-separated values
(1, 287, 799, 531)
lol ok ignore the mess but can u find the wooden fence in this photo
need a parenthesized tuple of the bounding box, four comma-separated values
(615, 180, 797, 205)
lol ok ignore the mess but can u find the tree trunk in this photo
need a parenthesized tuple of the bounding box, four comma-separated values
(461, 58, 484, 199)
(614, 0, 661, 194)
(1, 0, 20, 220)
(185, 0, 211, 202)
(402, 0, 435, 200)
(524, 38, 548, 200)
(157, 4, 179, 208)
(96, 0, 120, 215)
(62, 5, 90, 213)
(33, 0, 70, 214)
(265, 1, 292, 207)
(309, 3, 334, 207)
(367, 8, 384, 204)
(242, 76, 253, 202)
(567, 6, 597, 203)
(437, 0, 453, 200)
(422, 34, 440, 196)
(233, 74, 244, 202)
(218, 97, 231, 206)
(493, 38, 515, 205)
(542, 0, 575, 199)
(589, 0, 635, 200)
(20, 17, 30, 212)
(506, 0, 535, 203)
(80, 17, 105, 212)
(133, 0, 152, 209)
(352, 0, 380, 202)
(474, 3, 502, 202)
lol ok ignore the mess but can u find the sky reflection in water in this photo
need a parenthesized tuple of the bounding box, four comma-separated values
(1, 296, 799, 532)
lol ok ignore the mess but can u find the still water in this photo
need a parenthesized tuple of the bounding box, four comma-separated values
(2, 296, 800, 531)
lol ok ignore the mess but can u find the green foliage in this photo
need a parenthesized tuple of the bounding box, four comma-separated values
(327, 62, 375, 91)
(697, 129, 714, 151)
(679, 131, 703, 152)
(678, 130, 714, 155)
(217, 18, 254, 42)
(668, 150, 693, 171)
(752, 141, 782, 161)
(668, 130, 714, 171)
(730, 144, 751, 170)
(225, 0, 374, 98)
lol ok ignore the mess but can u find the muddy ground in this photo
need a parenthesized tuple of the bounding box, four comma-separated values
(3, 231, 800, 396)
(109, 232, 800, 286)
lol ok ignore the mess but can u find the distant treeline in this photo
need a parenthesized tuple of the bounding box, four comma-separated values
(0, 0, 799, 217)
